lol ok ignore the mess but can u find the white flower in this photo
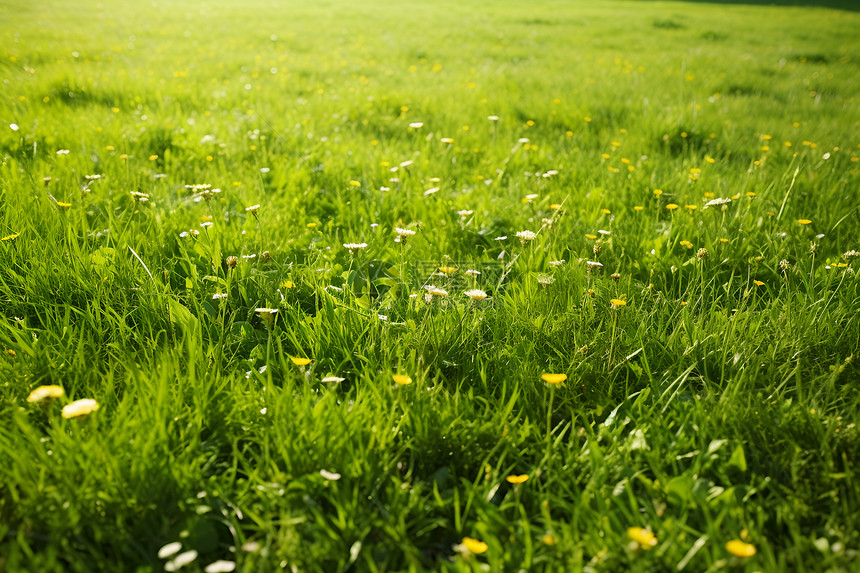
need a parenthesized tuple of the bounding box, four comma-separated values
(321, 376, 345, 383)
(423, 187, 439, 196)
(487, 115, 499, 121)
(549, 260, 566, 267)
(408, 122, 424, 128)
(212, 293, 228, 300)
(456, 210, 473, 217)
(465, 269, 481, 275)
(598, 229, 611, 235)
(320, 469, 342, 481)
(10, 123, 19, 131)
(464, 289, 487, 300)
(204, 561, 236, 573)
(516, 230, 537, 243)
(165, 550, 198, 571)
(704, 197, 731, 209)
(395, 227, 415, 236)
(343, 242, 368, 252)
(158, 542, 183, 559)
(424, 285, 448, 296)
(245, 204, 260, 213)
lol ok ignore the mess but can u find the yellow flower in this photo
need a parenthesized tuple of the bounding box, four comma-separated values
(62, 398, 99, 419)
(506, 474, 529, 484)
(585, 234, 597, 240)
(349, 180, 361, 187)
(2, 233, 20, 241)
(685, 205, 697, 210)
(542, 534, 557, 546)
(610, 298, 627, 308)
(753, 280, 765, 286)
(680, 240, 693, 249)
(549, 203, 562, 210)
(627, 527, 657, 549)
(541, 373, 567, 384)
(797, 219, 812, 225)
(601, 209, 611, 214)
(392, 374, 412, 385)
(57, 202, 72, 208)
(27, 385, 65, 404)
(464, 289, 487, 300)
(438, 266, 458, 274)
(665, 204, 679, 210)
(633, 206, 644, 211)
(461, 537, 488, 554)
(290, 357, 312, 366)
(725, 540, 756, 558)
(280, 280, 295, 289)
(149, 154, 158, 161)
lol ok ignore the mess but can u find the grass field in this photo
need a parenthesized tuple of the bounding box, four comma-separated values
(2, 0, 860, 571)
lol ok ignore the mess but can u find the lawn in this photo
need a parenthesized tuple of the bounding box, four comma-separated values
(1, 0, 859, 571)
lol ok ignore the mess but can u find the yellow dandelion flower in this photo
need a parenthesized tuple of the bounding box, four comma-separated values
(585, 234, 597, 240)
(306, 222, 318, 228)
(550, 203, 562, 210)
(461, 537, 488, 554)
(57, 202, 72, 208)
(610, 298, 627, 308)
(506, 474, 529, 484)
(2, 233, 20, 241)
(349, 180, 361, 187)
(149, 154, 158, 161)
(290, 357, 312, 366)
(665, 204, 679, 210)
(438, 266, 458, 274)
(541, 373, 567, 384)
(797, 219, 812, 225)
(601, 209, 611, 214)
(633, 206, 644, 211)
(653, 189, 663, 196)
(392, 374, 412, 385)
(753, 280, 765, 286)
(542, 534, 557, 546)
(627, 527, 657, 549)
(280, 280, 295, 289)
(685, 205, 697, 210)
(680, 240, 693, 249)
(725, 540, 756, 558)
(62, 398, 99, 419)
(27, 385, 65, 404)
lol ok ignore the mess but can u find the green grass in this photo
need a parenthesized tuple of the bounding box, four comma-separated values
(1, 0, 859, 571)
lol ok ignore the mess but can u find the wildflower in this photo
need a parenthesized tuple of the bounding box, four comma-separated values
(27, 385, 65, 404)
(627, 527, 657, 549)
(245, 204, 260, 214)
(634, 206, 644, 211)
(2, 233, 20, 241)
(212, 293, 228, 300)
(225, 256, 238, 269)
(57, 202, 72, 208)
(488, 115, 499, 121)
(586, 260, 603, 272)
(610, 298, 627, 309)
(456, 537, 488, 555)
(62, 398, 99, 419)
(456, 209, 473, 217)
(753, 280, 765, 286)
(679, 240, 693, 249)
(593, 244, 601, 256)
(779, 259, 791, 272)
(506, 474, 530, 484)
(424, 286, 448, 297)
(465, 289, 487, 300)
(516, 230, 537, 244)
(465, 269, 481, 275)
(549, 260, 565, 267)
(550, 203, 562, 210)
(598, 230, 611, 236)
(423, 187, 439, 196)
(585, 234, 598, 240)
(797, 219, 812, 225)
(395, 227, 415, 238)
(843, 250, 859, 260)
(255, 308, 278, 326)
(392, 374, 412, 385)
(611, 273, 621, 282)
(665, 204, 679, 210)
(319, 469, 342, 481)
(165, 550, 198, 571)
(290, 357, 312, 366)
(199, 221, 213, 228)
(343, 242, 368, 252)
(204, 561, 237, 573)
(130, 191, 149, 203)
(321, 376, 345, 383)
(685, 205, 697, 210)
(725, 540, 756, 558)
(408, 122, 423, 128)
(697, 248, 709, 261)
(438, 266, 458, 274)
(542, 534, 557, 546)
(537, 274, 555, 286)
(541, 373, 567, 384)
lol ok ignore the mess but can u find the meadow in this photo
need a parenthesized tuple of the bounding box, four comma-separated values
(1, 0, 859, 571)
